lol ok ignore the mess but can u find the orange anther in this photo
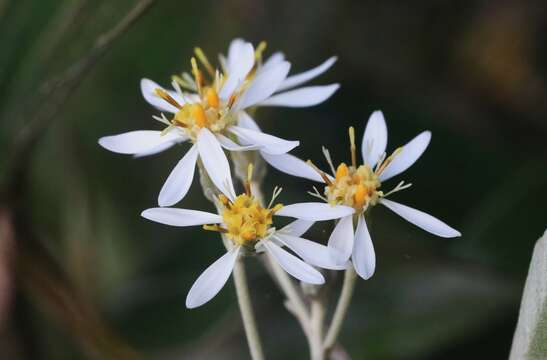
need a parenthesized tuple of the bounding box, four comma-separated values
(191, 104, 207, 127)
(206, 88, 220, 108)
(335, 163, 349, 181)
(354, 184, 368, 209)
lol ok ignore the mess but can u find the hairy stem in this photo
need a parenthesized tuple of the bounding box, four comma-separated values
(323, 267, 357, 352)
(309, 297, 326, 360)
(232, 257, 265, 360)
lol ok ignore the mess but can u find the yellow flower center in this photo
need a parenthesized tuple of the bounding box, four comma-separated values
(168, 86, 235, 140)
(154, 43, 272, 142)
(217, 194, 283, 246)
(154, 46, 252, 141)
(326, 163, 381, 211)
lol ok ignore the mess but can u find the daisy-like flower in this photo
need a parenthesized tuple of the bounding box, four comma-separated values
(141, 165, 353, 308)
(98, 38, 339, 207)
(262, 111, 461, 280)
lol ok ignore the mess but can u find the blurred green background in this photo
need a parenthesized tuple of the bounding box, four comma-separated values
(1, 0, 546, 359)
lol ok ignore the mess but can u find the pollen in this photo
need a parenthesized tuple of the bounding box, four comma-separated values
(326, 164, 381, 211)
(353, 184, 368, 209)
(335, 163, 349, 181)
(190, 104, 207, 127)
(205, 88, 220, 109)
(218, 194, 283, 246)
(159, 47, 243, 141)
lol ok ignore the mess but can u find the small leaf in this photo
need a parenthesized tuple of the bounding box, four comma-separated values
(510, 229, 547, 359)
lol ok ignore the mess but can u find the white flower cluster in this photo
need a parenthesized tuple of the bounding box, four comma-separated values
(99, 39, 460, 309)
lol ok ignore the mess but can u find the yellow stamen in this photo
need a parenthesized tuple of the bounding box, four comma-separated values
(254, 41, 267, 60)
(205, 87, 220, 109)
(349, 126, 357, 169)
(190, 104, 207, 127)
(194, 47, 215, 77)
(154, 88, 182, 110)
(203, 224, 227, 233)
(353, 184, 367, 209)
(335, 163, 349, 181)
(376, 147, 402, 175)
(171, 74, 194, 91)
(218, 194, 230, 208)
(307, 160, 333, 186)
(271, 203, 283, 213)
(227, 93, 237, 109)
(191, 57, 203, 95)
(244, 163, 254, 196)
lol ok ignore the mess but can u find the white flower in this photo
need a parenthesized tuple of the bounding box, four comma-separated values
(262, 111, 461, 280)
(141, 168, 353, 308)
(221, 38, 340, 109)
(99, 38, 337, 207)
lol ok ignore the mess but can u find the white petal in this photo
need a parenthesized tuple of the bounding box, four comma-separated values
(260, 52, 285, 73)
(220, 42, 255, 99)
(276, 56, 338, 91)
(236, 61, 291, 109)
(197, 128, 236, 201)
(379, 131, 431, 181)
(216, 134, 260, 151)
(275, 203, 355, 221)
(98, 130, 183, 155)
(262, 240, 324, 284)
(361, 110, 388, 167)
(186, 247, 240, 309)
(237, 111, 261, 131)
(279, 219, 315, 237)
(158, 145, 199, 207)
(260, 152, 325, 183)
(226, 38, 245, 71)
(328, 215, 354, 265)
(229, 126, 298, 155)
(352, 214, 375, 280)
(275, 234, 346, 270)
(140, 78, 184, 113)
(380, 199, 461, 238)
(259, 84, 339, 108)
(141, 208, 221, 227)
(235, 112, 261, 146)
(133, 140, 178, 158)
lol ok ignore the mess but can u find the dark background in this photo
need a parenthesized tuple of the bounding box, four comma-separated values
(0, 0, 546, 359)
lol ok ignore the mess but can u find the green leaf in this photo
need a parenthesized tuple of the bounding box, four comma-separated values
(510, 230, 547, 359)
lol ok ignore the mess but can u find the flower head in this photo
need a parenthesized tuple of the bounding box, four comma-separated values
(141, 165, 353, 308)
(263, 111, 462, 280)
(98, 38, 338, 208)
(216, 192, 282, 246)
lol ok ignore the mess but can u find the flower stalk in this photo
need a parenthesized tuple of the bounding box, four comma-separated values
(310, 295, 326, 360)
(323, 266, 357, 352)
(232, 257, 265, 360)
(198, 162, 265, 360)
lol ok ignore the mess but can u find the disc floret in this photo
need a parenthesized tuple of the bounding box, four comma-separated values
(325, 162, 381, 211)
(205, 164, 283, 247)
(217, 194, 282, 246)
(309, 126, 411, 214)
(154, 49, 240, 141)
